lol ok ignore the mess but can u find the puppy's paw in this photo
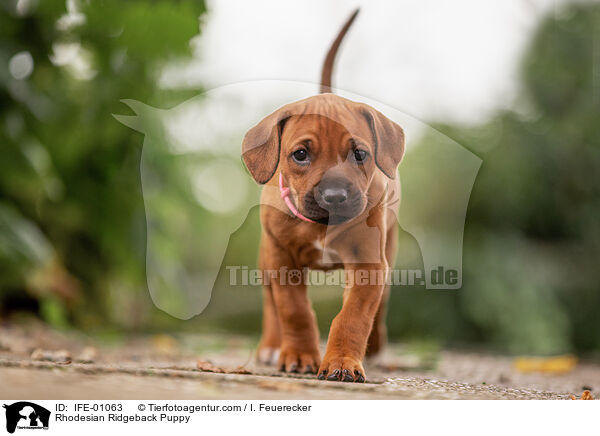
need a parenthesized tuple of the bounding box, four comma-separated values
(317, 354, 366, 383)
(257, 346, 280, 366)
(277, 345, 320, 374)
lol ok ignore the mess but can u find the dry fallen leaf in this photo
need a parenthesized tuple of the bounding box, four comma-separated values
(152, 334, 179, 355)
(227, 366, 252, 375)
(196, 360, 253, 375)
(570, 390, 593, 400)
(196, 360, 225, 373)
(514, 355, 577, 374)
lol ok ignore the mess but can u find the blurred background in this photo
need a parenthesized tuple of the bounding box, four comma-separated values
(1, 0, 599, 357)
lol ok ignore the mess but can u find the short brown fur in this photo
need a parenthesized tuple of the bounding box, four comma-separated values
(242, 10, 404, 382)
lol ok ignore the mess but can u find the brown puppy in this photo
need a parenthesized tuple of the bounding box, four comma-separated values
(242, 10, 405, 382)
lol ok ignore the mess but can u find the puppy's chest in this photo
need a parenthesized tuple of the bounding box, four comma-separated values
(296, 239, 343, 270)
(264, 212, 344, 269)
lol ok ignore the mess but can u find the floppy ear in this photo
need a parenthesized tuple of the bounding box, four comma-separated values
(242, 108, 290, 184)
(361, 105, 405, 179)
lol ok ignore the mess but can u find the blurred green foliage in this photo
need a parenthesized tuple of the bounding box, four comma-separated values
(385, 4, 600, 355)
(0, 1, 598, 355)
(0, 0, 206, 327)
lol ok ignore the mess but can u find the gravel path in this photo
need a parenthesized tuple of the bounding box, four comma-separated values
(0, 322, 597, 400)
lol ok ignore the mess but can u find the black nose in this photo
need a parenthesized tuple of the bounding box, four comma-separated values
(320, 187, 348, 206)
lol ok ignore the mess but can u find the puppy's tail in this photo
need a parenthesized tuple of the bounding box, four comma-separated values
(320, 8, 359, 94)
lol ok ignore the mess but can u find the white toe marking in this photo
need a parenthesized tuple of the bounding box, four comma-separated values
(258, 347, 280, 365)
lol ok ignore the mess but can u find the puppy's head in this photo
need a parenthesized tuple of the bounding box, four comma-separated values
(242, 94, 404, 225)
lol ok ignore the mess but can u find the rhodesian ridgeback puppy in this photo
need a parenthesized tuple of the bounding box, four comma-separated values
(242, 9, 404, 382)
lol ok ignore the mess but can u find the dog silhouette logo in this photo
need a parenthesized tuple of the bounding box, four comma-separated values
(113, 84, 482, 320)
(3, 402, 50, 433)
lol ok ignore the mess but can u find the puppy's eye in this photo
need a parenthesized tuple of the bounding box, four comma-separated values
(292, 149, 309, 164)
(351, 149, 368, 164)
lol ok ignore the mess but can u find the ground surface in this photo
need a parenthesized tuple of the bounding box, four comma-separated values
(1, 322, 598, 400)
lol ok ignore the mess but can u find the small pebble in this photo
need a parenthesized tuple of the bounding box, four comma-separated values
(31, 348, 72, 364)
(75, 346, 97, 364)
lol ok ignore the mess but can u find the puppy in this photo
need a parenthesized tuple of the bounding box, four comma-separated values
(242, 9, 404, 382)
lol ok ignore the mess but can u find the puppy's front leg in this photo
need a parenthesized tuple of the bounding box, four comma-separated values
(261, 237, 321, 374)
(318, 262, 385, 382)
